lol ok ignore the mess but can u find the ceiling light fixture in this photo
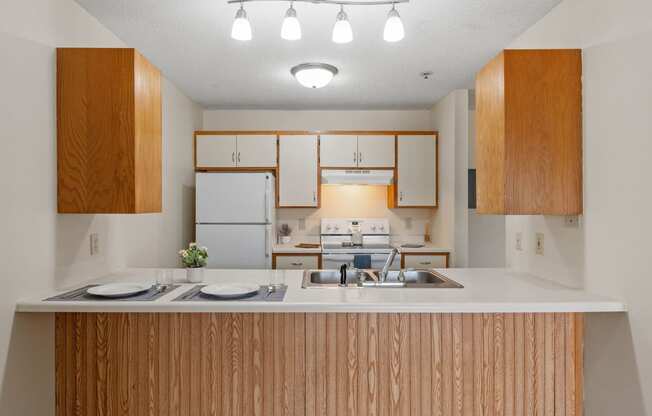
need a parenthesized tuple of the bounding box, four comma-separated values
(226, 0, 408, 43)
(231, 3, 252, 41)
(332, 5, 353, 44)
(281, 2, 301, 40)
(291, 63, 338, 89)
(383, 3, 405, 42)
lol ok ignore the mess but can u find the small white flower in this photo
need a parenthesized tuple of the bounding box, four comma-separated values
(189, 242, 197, 248)
(201, 246, 208, 252)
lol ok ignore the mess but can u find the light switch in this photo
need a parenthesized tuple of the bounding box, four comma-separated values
(535, 233, 544, 255)
(90, 233, 100, 256)
(515, 232, 523, 251)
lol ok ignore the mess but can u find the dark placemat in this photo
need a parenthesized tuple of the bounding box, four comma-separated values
(45, 284, 180, 302)
(173, 285, 286, 302)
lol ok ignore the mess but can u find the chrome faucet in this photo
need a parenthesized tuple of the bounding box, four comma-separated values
(379, 248, 399, 282)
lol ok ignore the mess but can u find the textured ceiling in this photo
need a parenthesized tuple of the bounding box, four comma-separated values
(74, 0, 560, 109)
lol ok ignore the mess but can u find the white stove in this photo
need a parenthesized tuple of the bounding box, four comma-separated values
(320, 218, 400, 270)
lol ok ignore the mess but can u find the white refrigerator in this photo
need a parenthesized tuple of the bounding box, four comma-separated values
(195, 172, 275, 269)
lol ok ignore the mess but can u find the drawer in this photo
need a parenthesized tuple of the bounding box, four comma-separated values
(273, 255, 320, 270)
(402, 253, 449, 269)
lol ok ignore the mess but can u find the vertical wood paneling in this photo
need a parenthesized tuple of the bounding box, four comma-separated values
(55, 312, 583, 416)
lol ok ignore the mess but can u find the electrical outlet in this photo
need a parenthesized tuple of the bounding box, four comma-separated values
(90, 233, 100, 256)
(535, 233, 544, 255)
(405, 217, 413, 230)
(564, 215, 580, 228)
(515, 232, 523, 251)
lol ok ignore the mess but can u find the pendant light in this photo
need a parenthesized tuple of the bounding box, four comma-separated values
(280, 2, 302, 40)
(291, 63, 338, 89)
(332, 5, 353, 44)
(383, 3, 405, 42)
(231, 3, 252, 41)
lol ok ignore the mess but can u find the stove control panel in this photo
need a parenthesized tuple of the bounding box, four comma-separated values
(321, 218, 390, 235)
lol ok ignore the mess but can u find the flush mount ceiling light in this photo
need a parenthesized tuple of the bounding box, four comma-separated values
(227, 0, 408, 43)
(291, 63, 338, 89)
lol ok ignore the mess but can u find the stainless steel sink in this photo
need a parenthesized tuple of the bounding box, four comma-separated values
(301, 269, 463, 289)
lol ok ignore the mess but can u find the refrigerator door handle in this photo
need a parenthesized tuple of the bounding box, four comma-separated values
(264, 179, 271, 223)
(264, 227, 270, 258)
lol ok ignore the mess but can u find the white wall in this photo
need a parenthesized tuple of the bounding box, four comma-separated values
(507, 0, 652, 413)
(430, 90, 469, 265)
(0, 1, 201, 414)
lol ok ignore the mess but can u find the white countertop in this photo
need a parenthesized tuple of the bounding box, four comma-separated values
(272, 243, 322, 254)
(272, 242, 450, 254)
(16, 268, 626, 313)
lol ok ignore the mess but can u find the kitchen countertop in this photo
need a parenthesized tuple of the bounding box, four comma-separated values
(394, 243, 451, 253)
(272, 243, 322, 254)
(272, 242, 450, 254)
(16, 268, 626, 313)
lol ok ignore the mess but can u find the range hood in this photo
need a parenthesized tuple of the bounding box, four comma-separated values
(321, 169, 394, 186)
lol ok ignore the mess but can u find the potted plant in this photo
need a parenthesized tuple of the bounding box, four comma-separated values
(179, 242, 208, 283)
(278, 223, 292, 244)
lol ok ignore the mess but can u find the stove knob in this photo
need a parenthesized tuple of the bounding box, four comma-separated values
(371, 225, 377, 231)
(334, 225, 339, 231)
(379, 225, 385, 231)
(325, 225, 332, 232)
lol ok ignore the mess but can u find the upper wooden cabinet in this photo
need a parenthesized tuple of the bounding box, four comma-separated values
(57, 48, 162, 213)
(195, 133, 277, 169)
(320, 134, 395, 168)
(475, 49, 582, 215)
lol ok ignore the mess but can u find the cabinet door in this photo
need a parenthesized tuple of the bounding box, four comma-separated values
(320, 135, 358, 167)
(397, 135, 437, 206)
(279, 135, 318, 207)
(236, 135, 277, 167)
(196, 135, 237, 168)
(357, 135, 395, 168)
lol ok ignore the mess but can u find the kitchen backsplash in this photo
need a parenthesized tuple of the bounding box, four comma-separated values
(276, 185, 435, 242)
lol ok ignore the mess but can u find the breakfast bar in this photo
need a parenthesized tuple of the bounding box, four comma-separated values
(17, 268, 624, 416)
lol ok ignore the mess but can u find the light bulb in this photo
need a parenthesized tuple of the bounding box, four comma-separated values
(332, 7, 353, 44)
(231, 6, 252, 41)
(281, 4, 302, 40)
(383, 6, 404, 42)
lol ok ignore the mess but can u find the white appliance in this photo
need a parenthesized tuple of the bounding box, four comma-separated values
(320, 218, 400, 270)
(321, 169, 394, 185)
(195, 172, 275, 269)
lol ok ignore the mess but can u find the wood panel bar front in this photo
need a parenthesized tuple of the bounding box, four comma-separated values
(55, 313, 583, 416)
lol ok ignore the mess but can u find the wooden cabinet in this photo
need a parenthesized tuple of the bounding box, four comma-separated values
(393, 135, 437, 207)
(401, 252, 449, 268)
(278, 135, 319, 207)
(475, 49, 582, 215)
(320, 134, 395, 168)
(195, 133, 277, 169)
(57, 48, 162, 213)
(272, 253, 321, 269)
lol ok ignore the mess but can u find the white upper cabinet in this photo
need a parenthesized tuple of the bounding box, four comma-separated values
(357, 135, 395, 167)
(196, 135, 237, 168)
(279, 135, 319, 207)
(195, 134, 277, 168)
(319, 135, 358, 167)
(397, 135, 437, 206)
(236, 135, 277, 167)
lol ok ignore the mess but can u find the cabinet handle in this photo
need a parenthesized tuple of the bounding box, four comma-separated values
(358, 152, 362, 163)
(419, 261, 432, 265)
(237, 152, 241, 163)
(232, 152, 235, 163)
(353, 152, 357, 164)
(399, 191, 404, 201)
(313, 191, 317, 202)
(291, 262, 304, 266)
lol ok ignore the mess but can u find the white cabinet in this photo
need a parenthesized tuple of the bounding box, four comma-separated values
(320, 134, 395, 168)
(236, 135, 277, 167)
(273, 254, 320, 270)
(195, 134, 277, 168)
(196, 135, 237, 168)
(402, 253, 449, 268)
(397, 135, 437, 206)
(320, 135, 358, 167)
(278, 135, 319, 207)
(357, 135, 395, 167)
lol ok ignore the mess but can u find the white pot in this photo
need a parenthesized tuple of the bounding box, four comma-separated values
(186, 267, 205, 283)
(280, 236, 291, 244)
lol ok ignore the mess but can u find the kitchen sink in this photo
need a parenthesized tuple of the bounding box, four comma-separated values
(301, 269, 463, 289)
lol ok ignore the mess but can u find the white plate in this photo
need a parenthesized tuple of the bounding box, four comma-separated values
(200, 283, 260, 299)
(87, 283, 152, 298)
